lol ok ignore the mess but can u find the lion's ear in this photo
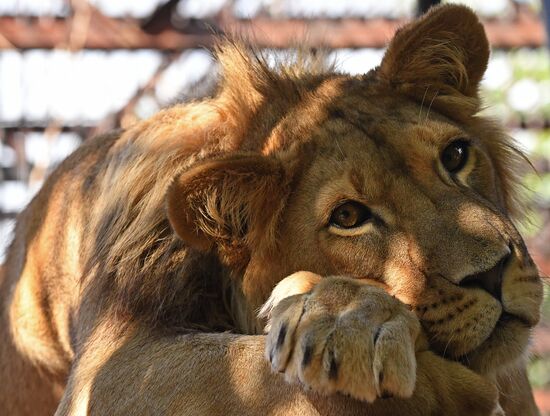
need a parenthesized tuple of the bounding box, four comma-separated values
(377, 4, 489, 114)
(166, 154, 288, 265)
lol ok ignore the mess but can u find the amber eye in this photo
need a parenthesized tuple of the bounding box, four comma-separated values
(329, 201, 372, 229)
(441, 140, 470, 173)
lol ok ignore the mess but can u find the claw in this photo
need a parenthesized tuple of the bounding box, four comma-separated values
(276, 324, 287, 349)
(373, 326, 382, 344)
(328, 352, 339, 380)
(302, 343, 313, 368)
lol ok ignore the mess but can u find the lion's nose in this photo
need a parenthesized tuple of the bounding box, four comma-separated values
(458, 253, 511, 301)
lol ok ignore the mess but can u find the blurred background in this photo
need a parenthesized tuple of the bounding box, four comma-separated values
(0, 0, 549, 412)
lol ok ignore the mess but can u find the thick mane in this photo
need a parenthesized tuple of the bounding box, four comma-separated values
(81, 42, 334, 329)
(214, 41, 336, 152)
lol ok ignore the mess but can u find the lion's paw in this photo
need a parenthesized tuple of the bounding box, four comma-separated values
(264, 276, 420, 402)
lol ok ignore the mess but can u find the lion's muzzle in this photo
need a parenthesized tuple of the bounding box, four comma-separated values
(458, 247, 511, 302)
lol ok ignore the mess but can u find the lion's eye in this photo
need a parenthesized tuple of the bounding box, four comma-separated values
(329, 201, 372, 229)
(441, 140, 469, 173)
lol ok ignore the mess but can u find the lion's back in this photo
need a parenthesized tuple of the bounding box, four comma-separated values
(0, 129, 125, 415)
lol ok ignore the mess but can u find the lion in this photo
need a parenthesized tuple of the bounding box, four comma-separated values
(0, 4, 543, 415)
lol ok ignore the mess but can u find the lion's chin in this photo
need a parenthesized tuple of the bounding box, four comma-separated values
(457, 313, 532, 374)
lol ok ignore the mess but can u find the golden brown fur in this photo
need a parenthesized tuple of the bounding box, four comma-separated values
(0, 5, 543, 415)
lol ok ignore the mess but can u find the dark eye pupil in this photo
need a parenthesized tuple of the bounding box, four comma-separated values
(337, 208, 354, 224)
(441, 140, 469, 173)
(330, 201, 371, 229)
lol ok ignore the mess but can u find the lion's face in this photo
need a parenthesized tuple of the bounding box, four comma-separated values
(274, 93, 542, 371)
(166, 5, 543, 373)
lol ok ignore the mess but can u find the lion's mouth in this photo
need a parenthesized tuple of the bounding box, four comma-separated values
(423, 248, 541, 364)
(498, 310, 532, 327)
(458, 245, 542, 329)
(457, 248, 537, 327)
(456, 310, 532, 372)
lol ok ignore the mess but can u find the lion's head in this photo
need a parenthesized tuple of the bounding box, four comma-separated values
(164, 5, 542, 374)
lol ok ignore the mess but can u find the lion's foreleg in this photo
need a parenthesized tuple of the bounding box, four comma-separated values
(55, 328, 499, 416)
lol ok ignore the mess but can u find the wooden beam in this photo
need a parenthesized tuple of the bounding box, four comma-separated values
(0, 8, 546, 51)
(0, 13, 214, 50)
